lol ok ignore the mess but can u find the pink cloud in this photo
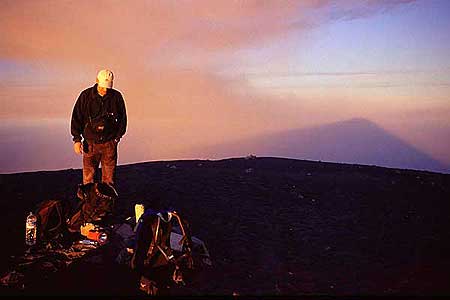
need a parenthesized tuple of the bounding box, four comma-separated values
(1, 1, 313, 64)
(0, 1, 418, 68)
(4, 0, 445, 168)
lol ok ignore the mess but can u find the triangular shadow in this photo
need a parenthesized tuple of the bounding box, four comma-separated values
(187, 118, 449, 173)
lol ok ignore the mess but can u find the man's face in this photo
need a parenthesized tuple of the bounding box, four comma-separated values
(97, 85, 108, 97)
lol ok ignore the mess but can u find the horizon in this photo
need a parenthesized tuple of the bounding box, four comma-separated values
(1, 1, 449, 174)
(1, 118, 448, 175)
(1, 152, 448, 176)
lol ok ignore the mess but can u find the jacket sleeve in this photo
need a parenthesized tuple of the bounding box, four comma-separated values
(116, 92, 127, 140)
(71, 92, 85, 142)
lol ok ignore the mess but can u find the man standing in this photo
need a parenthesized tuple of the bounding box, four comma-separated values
(71, 69, 127, 185)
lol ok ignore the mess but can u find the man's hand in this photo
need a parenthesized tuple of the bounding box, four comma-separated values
(73, 141, 83, 154)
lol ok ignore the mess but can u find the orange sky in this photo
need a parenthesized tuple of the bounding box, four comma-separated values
(1, 1, 449, 171)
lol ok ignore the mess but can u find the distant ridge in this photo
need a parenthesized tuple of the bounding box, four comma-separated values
(188, 118, 449, 174)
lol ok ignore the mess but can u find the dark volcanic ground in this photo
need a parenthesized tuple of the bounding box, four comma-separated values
(0, 157, 449, 296)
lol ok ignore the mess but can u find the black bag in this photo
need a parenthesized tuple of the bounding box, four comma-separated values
(131, 209, 194, 294)
(89, 112, 118, 137)
(67, 182, 117, 232)
(34, 200, 69, 244)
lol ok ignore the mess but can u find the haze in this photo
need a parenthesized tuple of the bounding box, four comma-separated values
(1, 0, 449, 173)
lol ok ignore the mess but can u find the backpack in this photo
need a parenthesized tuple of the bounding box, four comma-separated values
(34, 200, 69, 245)
(67, 182, 118, 232)
(131, 209, 194, 294)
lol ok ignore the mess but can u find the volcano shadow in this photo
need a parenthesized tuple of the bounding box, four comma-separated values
(189, 118, 449, 173)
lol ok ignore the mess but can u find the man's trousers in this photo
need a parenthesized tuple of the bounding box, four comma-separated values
(82, 140, 117, 185)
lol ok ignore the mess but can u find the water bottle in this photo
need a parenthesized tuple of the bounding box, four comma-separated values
(25, 212, 37, 246)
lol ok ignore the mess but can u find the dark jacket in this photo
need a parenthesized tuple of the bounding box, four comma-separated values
(71, 84, 127, 143)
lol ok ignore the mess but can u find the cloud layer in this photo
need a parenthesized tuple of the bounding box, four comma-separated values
(3, 0, 449, 170)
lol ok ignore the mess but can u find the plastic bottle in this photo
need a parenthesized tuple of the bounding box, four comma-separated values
(25, 212, 37, 246)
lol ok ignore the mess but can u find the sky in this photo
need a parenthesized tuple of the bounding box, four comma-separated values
(1, 0, 449, 173)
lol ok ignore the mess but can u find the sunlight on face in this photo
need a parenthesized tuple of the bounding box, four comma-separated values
(95, 79, 109, 96)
